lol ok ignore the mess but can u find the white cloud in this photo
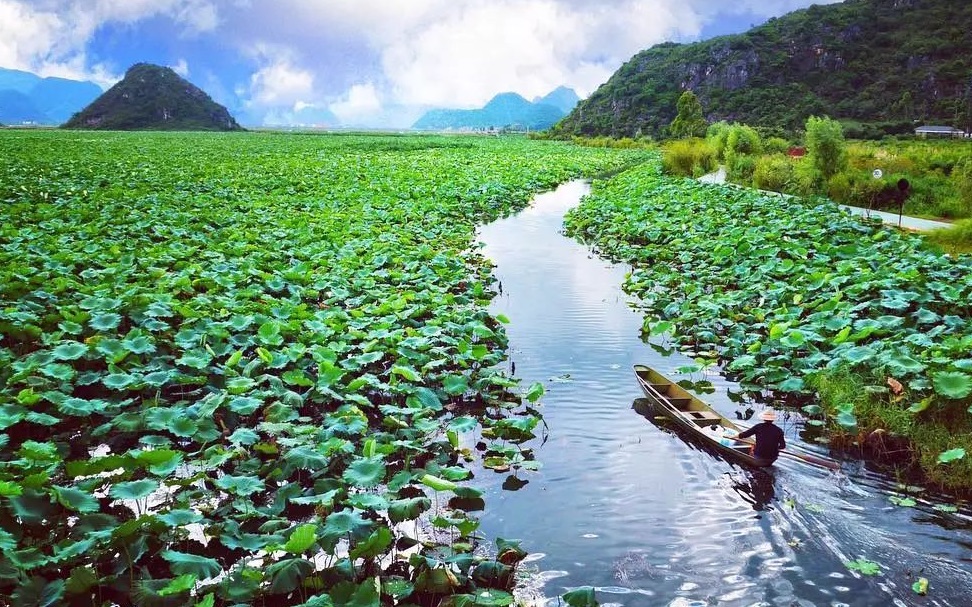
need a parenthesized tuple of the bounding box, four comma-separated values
(170, 58, 190, 78)
(329, 83, 382, 123)
(246, 44, 315, 107)
(378, 0, 702, 107)
(1, 0, 845, 125)
(0, 0, 217, 85)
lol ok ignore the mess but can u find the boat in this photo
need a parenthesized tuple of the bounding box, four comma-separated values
(633, 364, 768, 467)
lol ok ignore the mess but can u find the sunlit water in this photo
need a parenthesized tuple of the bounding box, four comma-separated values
(474, 181, 972, 607)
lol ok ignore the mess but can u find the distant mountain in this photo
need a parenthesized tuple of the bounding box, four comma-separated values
(64, 63, 243, 131)
(0, 67, 102, 124)
(533, 86, 580, 114)
(555, 0, 972, 138)
(33, 78, 103, 123)
(413, 88, 574, 131)
(0, 90, 47, 123)
(0, 68, 44, 93)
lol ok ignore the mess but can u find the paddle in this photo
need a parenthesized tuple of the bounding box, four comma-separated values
(730, 436, 841, 470)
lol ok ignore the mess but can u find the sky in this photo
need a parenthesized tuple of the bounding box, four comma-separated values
(0, 0, 840, 128)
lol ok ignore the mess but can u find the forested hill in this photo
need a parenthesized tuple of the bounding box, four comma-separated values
(64, 63, 242, 131)
(554, 0, 972, 139)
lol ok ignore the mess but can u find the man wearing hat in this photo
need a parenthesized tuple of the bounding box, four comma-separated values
(737, 409, 786, 466)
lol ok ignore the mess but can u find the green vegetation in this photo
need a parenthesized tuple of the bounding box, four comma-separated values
(661, 138, 716, 177)
(553, 0, 972, 139)
(63, 63, 242, 131)
(0, 130, 643, 606)
(805, 116, 848, 181)
(926, 219, 972, 254)
(564, 157, 972, 492)
(667, 117, 972, 232)
(668, 91, 707, 139)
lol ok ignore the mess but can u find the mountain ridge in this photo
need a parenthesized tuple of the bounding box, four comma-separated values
(554, 0, 972, 138)
(0, 67, 102, 124)
(413, 87, 578, 131)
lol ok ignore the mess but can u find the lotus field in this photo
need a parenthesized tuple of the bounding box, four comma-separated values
(565, 159, 972, 487)
(0, 131, 643, 606)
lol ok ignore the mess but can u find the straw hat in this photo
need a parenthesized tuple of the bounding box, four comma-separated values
(761, 409, 777, 421)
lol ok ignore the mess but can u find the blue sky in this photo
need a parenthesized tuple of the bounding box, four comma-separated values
(1, 0, 839, 127)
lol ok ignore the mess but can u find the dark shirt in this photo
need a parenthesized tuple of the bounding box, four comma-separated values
(738, 422, 786, 462)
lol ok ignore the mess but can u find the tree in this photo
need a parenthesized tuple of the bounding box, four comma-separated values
(804, 115, 847, 180)
(669, 90, 707, 139)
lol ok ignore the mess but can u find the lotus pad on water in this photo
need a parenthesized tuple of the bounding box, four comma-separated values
(565, 158, 972, 417)
(0, 130, 646, 605)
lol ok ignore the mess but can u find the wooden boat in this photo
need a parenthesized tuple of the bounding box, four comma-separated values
(633, 364, 768, 467)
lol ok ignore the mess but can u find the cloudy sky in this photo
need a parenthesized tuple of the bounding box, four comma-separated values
(1, 0, 838, 127)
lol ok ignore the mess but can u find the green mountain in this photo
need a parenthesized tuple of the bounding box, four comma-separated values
(0, 67, 102, 124)
(64, 63, 242, 131)
(555, 0, 972, 138)
(413, 90, 572, 131)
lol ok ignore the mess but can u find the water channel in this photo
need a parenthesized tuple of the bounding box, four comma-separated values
(474, 180, 972, 607)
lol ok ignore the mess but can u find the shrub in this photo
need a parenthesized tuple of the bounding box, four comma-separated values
(726, 124, 762, 156)
(926, 218, 972, 249)
(849, 175, 890, 209)
(763, 137, 791, 155)
(790, 157, 823, 196)
(753, 154, 795, 192)
(952, 158, 972, 206)
(706, 121, 731, 161)
(727, 153, 757, 184)
(724, 124, 761, 173)
(805, 115, 847, 180)
(826, 171, 853, 202)
(905, 174, 969, 219)
(662, 138, 716, 177)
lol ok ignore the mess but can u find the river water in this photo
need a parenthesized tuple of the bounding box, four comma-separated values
(474, 181, 972, 607)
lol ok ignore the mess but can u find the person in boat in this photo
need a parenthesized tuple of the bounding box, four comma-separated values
(737, 409, 786, 465)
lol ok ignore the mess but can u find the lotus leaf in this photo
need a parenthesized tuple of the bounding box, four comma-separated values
(562, 586, 599, 607)
(110, 479, 159, 500)
(11, 577, 64, 607)
(283, 523, 319, 554)
(89, 313, 122, 331)
(53, 486, 100, 513)
(932, 371, 972, 399)
(215, 474, 265, 496)
(388, 497, 432, 523)
(52, 342, 87, 361)
(344, 457, 386, 488)
(0, 131, 646, 605)
(161, 550, 222, 578)
(845, 559, 881, 576)
(937, 448, 966, 464)
(158, 574, 197, 596)
(329, 578, 381, 607)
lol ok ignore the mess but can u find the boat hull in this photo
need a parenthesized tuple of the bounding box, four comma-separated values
(633, 364, 771, 468)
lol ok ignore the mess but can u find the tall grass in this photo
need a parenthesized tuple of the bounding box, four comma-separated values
(661, 138, 716, 177)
